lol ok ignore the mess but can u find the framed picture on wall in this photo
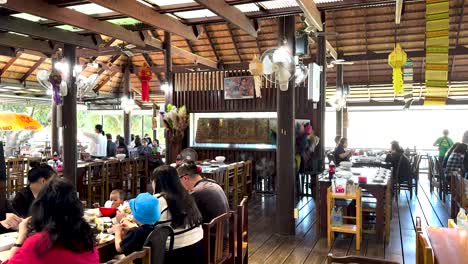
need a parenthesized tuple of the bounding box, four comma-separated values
(224, 76, 255, 100)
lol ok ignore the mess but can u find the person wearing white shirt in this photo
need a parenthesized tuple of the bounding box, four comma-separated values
(83, 124, 107, 158)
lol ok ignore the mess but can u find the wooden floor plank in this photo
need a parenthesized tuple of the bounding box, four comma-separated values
(418, 177, 450, 227)
(263, 236, 303, 264)
(249, 234, 287, 264)
(385, 199, 403, 259)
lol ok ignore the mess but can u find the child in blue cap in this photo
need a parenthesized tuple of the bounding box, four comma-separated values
(113, 193, 160, 256)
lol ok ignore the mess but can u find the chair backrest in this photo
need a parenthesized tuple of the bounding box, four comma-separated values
(144, 225, 175, 264)
(244, 160, 252, 179)
(203, 211, 235, 264)
(236, 162, 245, 184)
(462, 177, 468, 208)
(106, 159, 121, 178)
(326, 253, 399, 264)
(115, 246, 151, 264)
(236, 197, 248, 264)
(416, 231, 434, 264)
(448, 219, 457, 228)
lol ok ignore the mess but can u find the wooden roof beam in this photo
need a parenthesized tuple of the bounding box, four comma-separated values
(227, 24, 242, 62)
(2, 0, 145, 48)
(142, 31, 218, 69)
(0, 16, 100, 50)
(19, 57, 46, 83)
(0, 52, 22, 77)
(296, 0, 323, 31)
(194, 0, 258, 38)
(202, 25, 220, 61)
(0, 33, 54, 55)
(88, 0, 198, 41)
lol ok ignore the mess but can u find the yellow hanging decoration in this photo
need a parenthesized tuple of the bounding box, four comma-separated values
(249, 55, 263, 98)
(388, 43, 407, 95)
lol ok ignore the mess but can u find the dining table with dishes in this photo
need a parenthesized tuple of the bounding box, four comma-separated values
(318, 166, 392, 241)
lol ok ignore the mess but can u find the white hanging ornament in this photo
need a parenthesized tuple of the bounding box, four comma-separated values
(249, 55, 263, 98)
(272, 63, 291, 91)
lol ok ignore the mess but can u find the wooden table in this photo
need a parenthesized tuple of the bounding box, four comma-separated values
(318, 167, 392, 241)
(427, 227, 468, 264)
(351, 156, 391, 168)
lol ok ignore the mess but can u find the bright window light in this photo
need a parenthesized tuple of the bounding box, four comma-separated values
(67, 3, 113, 15)
(107, 18, 142, 25)
(146, 0, 194, 6)
(174, 9, 216, 19)
(11, 13, 46, 22)
(235, 3, 260, 13)
(8, 31, 29, 37)
(55, 25, 83, 32)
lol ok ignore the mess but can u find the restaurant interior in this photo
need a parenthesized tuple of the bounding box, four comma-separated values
(0, 0, 467, 263)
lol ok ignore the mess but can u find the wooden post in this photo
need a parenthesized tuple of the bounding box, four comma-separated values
(276, 15, 296, 235)
(335, 52, 344, 139)
(152, 103, 158, 141)
(316, 14, 327, 164)
(164, 31, 174, 164)
(62, 44, 77, 185)
(50, 57, 59, 155)
(123, 62, 131, 145)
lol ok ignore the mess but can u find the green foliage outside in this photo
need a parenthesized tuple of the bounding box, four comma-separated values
(0, 103, 50, 126)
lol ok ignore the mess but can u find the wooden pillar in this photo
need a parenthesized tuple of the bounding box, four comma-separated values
(336, 53, 344, 139)
(316, 14, 327, 163)
(51, 57, 59, 155)
(343, 108, 348, 138)
(276, 15, 296, 236)
(62, 44, 77, 185)
(123, 63, 131, 145)
(164, 31, 174, 164)
(152, 104, 158, 141)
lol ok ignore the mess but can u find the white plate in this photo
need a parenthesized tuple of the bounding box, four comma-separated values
(0, 232, 18, 252)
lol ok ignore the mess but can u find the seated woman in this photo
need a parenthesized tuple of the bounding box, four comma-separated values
(333, 138, 353, 165)
(3, 178, 98, 264)
(12, 161, 55, 218)
(151, 165, 204, 264)
(116, 137, 129, 158)
(135, 137, 152, 156)
(385, 141, 412, 181)
(445, 143, 467, 178)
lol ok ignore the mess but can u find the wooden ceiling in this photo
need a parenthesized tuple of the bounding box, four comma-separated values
(0, 0, 467, 107)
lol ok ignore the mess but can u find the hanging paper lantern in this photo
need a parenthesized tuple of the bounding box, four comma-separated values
(388, 43, 407, 95)
(49, 69, 63, 105)
(249, 55, 263, 98)
(138, 63, 152, 102)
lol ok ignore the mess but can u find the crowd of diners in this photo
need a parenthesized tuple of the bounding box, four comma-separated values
(331, 130, 468, 180)
(0, 158, 229, 264)
(82, 124, 162, 159)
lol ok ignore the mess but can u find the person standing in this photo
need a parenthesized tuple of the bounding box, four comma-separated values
(106, 134, 117, 157)
(83, 124, 107, 158)
(434, 129, 454, 160)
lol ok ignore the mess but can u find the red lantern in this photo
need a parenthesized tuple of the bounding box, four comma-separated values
(138, 63, 152, 102)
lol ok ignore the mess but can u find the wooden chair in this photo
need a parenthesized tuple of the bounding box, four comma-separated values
(203, 212, 235, 264)
(236, 162, 245, 204)
(114, 246, 151, 264)
(82, 162, 106, 206)
(144, 225, 175, 264)
(428, 156, 440, 194)
(226, 164, 238, 209)
(243, 160, 253, 197)
(236, 197, 248, 264)
(6, 158, 27, 195)
(120, 159, 134, 195)
(105, 159, 122, 198)
(326, 253, 399, 264)
(412, 154, 422, 196)
(395, 155, 416, 199)
(133, 156, 149, 194)
(447, 219, 457, 228)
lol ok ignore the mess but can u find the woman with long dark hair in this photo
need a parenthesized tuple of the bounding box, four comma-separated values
(3, 177, 98, 264)
(12, 161, 56, 218)
(116, 137, 129, 158)
(151, 165, 203, 264)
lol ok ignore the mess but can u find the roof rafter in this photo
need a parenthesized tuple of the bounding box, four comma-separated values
(19, 57, 47, 83)
(0, 52, 22, 77)
(194, 0, 258, 38)
(0, 16, 100, 50)
(202, 25, 220, 61)
(88, 0, 198, 41)
(227, 24, 242, 62)
(2, 0, 145, 47)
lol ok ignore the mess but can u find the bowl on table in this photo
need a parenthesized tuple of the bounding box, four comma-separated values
(339, 161, 352, 170)
(99, 207, 118, 218)
(215, 156, 226, 163)
(115, 154, 126, 161)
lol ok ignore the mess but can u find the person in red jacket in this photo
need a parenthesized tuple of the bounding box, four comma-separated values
(3, 178, 99, 264)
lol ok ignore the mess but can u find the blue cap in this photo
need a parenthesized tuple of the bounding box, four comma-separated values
(129, 193, 160, 225)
